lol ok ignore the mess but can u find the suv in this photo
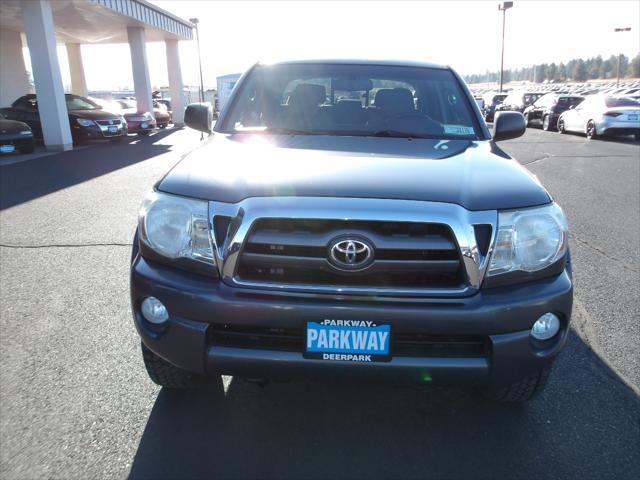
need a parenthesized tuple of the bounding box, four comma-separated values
(523, 94, 584, 131)
(131, 60, 573, 402)
(497, 90, 545, 114)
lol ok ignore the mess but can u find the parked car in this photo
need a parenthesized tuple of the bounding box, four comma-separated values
(497, 91, 545, 113)
(523, 94, 584, 131)
(152, 100, 171, 128)
(113, 99, 157, 135)
(0, 94, 126, 143)
(481, 92, 508, 122)
(0, 112, 35, 154)
(131, 59, 573, 403)
(557, 95, 640, 139)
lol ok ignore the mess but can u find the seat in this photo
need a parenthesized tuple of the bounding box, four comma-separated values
(284, 83, 328, 129)
(332, 99, 366, 127)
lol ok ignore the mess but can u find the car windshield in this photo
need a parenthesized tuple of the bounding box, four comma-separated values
(605, 97, 639, 108)
(221, 63, 481, 139)
(65, 95, 100, 111)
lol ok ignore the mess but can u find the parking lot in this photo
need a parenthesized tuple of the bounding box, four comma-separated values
(0, 128, 638, 479)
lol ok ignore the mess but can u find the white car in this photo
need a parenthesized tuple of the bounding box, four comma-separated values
(557, 95, 640, 140)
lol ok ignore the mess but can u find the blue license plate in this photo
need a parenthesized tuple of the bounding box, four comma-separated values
(305, 320, 391, 362)
(628, 114, 638, 121)
(0, 144, 16, 154)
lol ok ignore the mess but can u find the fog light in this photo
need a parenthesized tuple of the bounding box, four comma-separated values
(141, 296, 169, 324)
(531, 313, 560, 341)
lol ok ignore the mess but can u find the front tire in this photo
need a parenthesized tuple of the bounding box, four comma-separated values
(542, 114, 551, 131)
(141, 342, 203, 389)
(481, 365, 552, 402)
(586, 120, 598, 140)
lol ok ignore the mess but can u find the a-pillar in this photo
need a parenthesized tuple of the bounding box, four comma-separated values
(165, 39, 185, 126)
(21, 0, 73, 151)
(66, 43, 88, 97)
(127, 26, 154, 117)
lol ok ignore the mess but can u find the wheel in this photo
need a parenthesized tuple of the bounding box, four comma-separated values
(141, 342, 203, 389)
(137, 131, 151, 136)
(586, 120, 597, 140)
(19, 141, 35, 154)
(159, 123, 167, 129)
(481, 365, 552, 403)
(542, 114, 551, 131)
(557, 117, 566, 134)
(523, 112, 530, 127)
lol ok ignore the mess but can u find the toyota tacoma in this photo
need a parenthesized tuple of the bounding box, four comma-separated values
(131, 60, 572, 402)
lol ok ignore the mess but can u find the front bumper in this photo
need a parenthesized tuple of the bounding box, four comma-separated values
(131, 255, 573, 387)
(71, 123, 127, 139)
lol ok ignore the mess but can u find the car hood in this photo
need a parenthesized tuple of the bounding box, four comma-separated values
(69, 109, 121, 120)
(158, 133, 551, 211)
(0, 118, 31, 133)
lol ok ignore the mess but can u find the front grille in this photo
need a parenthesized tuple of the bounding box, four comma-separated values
(96, 119, 121, 126)
(208, 324, 488, 358)
(236, 218, 466, 290)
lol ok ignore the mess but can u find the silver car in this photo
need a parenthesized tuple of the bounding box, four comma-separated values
(557, 95, 640, 140)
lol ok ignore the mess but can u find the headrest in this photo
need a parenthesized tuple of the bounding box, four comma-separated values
(374, 88, 415, 114)
(335, 99, 363, 113)
(288, 83, 326, 108)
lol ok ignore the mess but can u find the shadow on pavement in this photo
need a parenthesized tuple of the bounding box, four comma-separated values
(0, 128, 181, 210)
(128, 331, 639, 480)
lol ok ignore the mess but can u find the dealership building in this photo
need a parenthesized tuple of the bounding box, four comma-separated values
(0, 0, 193, 151)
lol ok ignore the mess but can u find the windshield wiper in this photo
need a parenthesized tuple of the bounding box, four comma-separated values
(369, 130, 439, 139)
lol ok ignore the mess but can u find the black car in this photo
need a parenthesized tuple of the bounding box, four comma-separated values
(0, 113, 35, 154)
(0, 94, 127, 144)
(481, 92, 508, 122)
(497, 91, 545, 113)
(132, 60, 572, 403)
(524, 94, 584, 131)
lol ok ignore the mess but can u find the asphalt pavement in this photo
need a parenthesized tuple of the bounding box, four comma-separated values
(0, 127, 638, 480)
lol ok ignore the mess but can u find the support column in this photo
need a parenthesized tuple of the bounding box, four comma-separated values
(0, 29, 31, 107)
(21, 0, 72, 151)
(66, 43, 87, 97)
(165, 39, 185, 126)
(127, 27, 153, 117)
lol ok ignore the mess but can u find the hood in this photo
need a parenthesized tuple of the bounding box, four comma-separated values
(158, 134, 551, 211)
(0, 118, 31, 133)
(69, 109, 121, 120)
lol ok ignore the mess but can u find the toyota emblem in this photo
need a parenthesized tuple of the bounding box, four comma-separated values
(328, 236, 374, 271)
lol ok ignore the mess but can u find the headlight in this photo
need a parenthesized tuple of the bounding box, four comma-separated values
(76, 118, 94, 127)
(138, 191, 215, 267)
(487, 203, 568, 276)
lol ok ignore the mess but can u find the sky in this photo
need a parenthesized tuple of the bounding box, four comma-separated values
(27, 0, 640, 91)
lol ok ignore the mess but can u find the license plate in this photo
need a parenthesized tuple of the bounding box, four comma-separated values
(108, 126, 118, 134)
(0, 144, 16, 153)
(628, 114, 638, 121)
(305, 320, 391, 362)
(141, 122, 148, 129)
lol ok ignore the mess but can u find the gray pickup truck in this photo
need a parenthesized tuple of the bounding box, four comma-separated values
(131, 60, 572, 402)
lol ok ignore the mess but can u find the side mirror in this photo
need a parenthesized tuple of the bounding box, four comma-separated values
(492, 111, 526, 141)
(184, 102, 213, 133)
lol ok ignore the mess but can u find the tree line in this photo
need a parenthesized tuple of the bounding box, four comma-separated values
(464, 53, 640, 84)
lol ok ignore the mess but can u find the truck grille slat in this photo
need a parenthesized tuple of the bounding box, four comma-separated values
(208, 325, 487, 358)
(236, 219, 466, 290)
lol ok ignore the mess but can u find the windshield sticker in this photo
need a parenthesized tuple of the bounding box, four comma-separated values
(443, 125, 475, 136)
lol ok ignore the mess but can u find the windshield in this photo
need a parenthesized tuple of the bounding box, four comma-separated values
(605, 97, 639, 108)
(221, 63, 481, 139)
(118, 100, 137, 109)
(65, 95, 100, 111)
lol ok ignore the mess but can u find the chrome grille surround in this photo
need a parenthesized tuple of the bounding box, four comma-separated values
(208, 197, 497, 297)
